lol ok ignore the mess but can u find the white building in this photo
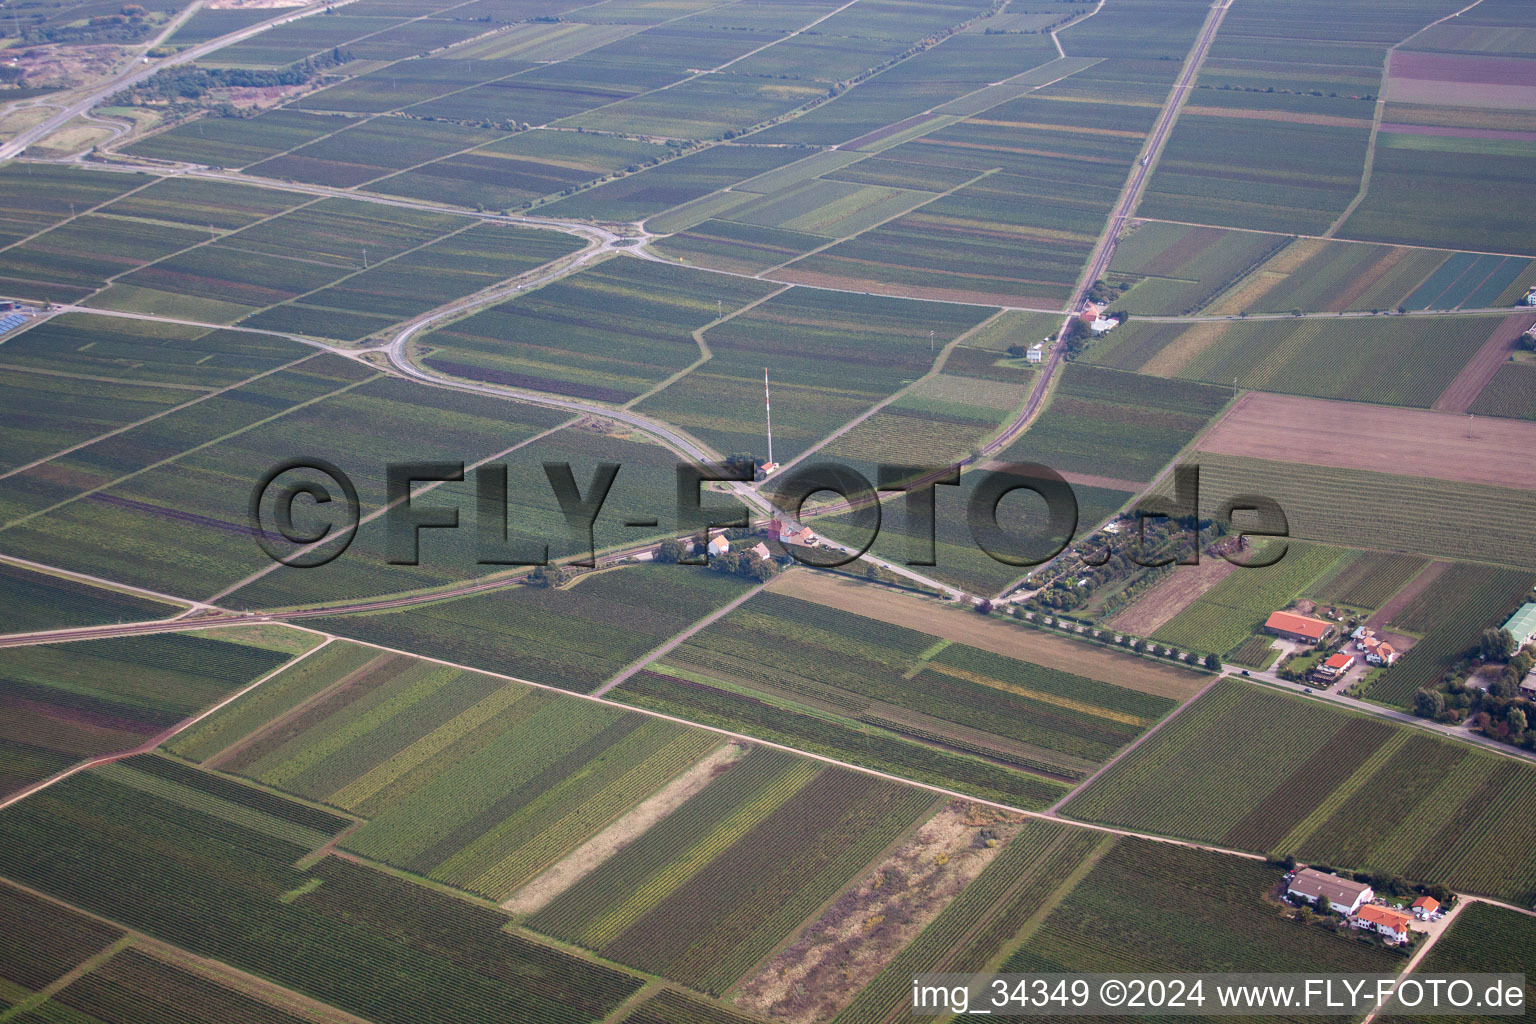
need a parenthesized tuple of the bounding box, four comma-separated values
(707, 535, 731, 557)
(1287, 868, 1373, 915)
(1026, 343, 1044, 364)
(1353, 905, 1412, 943)
(1089, 316, 1120, 335)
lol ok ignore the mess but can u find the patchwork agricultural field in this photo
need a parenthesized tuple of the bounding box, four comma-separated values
(1086, 313, 1513, 409)
(612, 583, 1192, 805)
(1107, 220, 1288, 316)
(1197, 237, 1521, 317)
(371, 130, 673, 212)
(1151, 541, 1349, 658)
(997, 363, 1229, 485)
(417, 257, 776, 402)
(1364, 561, 1534, 706)
(310, 566, 755, 693)
(636, 286, 992, 465)
(0, 763, 644, 1024)
(0, 631, 292, 799)
(1064, 679, 1536, 904)
(6, 0, 1536, 1017)
(528, 747, 937, 994)
(0, 561, 178, 633)
(1162, 451, 1536, 569)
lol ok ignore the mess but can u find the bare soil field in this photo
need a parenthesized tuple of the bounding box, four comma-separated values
(1390, 52, 1536, 88)
(10, 45, 126, 90)
(733, 801, 1022, 1024)
(1433, 313, 1536, 412)
(1197, 390, 1536, 490)
(1106, 558, 1236, 637)
(1366, 560, 1448, 631)
(768, 571, 1207, 700)
(1386, 79, 1536, 111)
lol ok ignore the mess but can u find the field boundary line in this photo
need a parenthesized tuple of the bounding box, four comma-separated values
(722, 789, 946, 1002)
(1050, 0, 1104, 59)
(1324, 0, 1492, 239)
(0, 552, 198, 611)
(0, 167, 167, 258)
(1045, 671, 1224, 814)
(1271, 729, 1411, 856)
(1358, 898, 1466, 1024)
(206, 409, 584, 602)
(0, 361, 213, 391)
(0, 876, 374, 1024)
(978, 831, 1116, 978)
(0, 934, 134, 1023)
(0, 637, 334, 814)
(1140, 216, 1534, 260)
(591, 579, 770, 697)
(260, 622, 1272, 862)
(756, 167, 999, 281)
(1, 369, 383, 531)
(768, 305, 1009, 480)
(201, 647, 390, 770)
(623, 283, 792, 410)
(0, 351, 317, 485)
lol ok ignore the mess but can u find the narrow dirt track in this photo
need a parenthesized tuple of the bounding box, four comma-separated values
(1432, 311, 1536, 412)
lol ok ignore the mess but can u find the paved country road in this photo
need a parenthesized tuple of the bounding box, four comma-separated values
(0, 0, 363, 162)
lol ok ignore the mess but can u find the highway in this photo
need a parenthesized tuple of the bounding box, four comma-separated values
(0, 0, 362, 162)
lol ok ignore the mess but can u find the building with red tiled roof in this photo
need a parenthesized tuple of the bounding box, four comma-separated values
(1411, 896, 1440, 918)
(1353, 904, 1412, 942)
(1315, 652, 1355, 682)
(1265, 611, 1336, 645)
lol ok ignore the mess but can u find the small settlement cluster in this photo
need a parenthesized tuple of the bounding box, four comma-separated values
(1285, 868, 1443, 944)
(1264, 610, 1399, 686)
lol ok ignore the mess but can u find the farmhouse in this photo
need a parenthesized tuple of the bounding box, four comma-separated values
(707, 535, 730, 557)
(1500, 603, 1536, 650)
(1026, 342, 1044, 364)
(1288, 868, 1373, 915)
(1411, 896, 1439, 919)
(1315, 652, 1354, 682)
(749, 542, 772, 561)
(1353, 904, 1412, 943)
(782, 526, 818, 547)
(1089, 316, 1120, 335)
(1520, 669, 1536, 699)
(1265, 611, 1335, 646)
(1361, 636, 1398, 666)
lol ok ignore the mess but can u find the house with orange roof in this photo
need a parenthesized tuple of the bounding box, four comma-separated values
(1361, 636, 1399, 666)
(1411, 896, 1440, 919)
(1265, 610, 1336, 646)
(1353, 904, 1413, 943)
(1315, 652, 1355, 682)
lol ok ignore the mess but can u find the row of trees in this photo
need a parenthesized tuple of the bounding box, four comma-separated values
(114, 49, 351, 105)
(653, 538, 779, 582)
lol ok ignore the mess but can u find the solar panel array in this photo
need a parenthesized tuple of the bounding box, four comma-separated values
(0, 313, 29, 334)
